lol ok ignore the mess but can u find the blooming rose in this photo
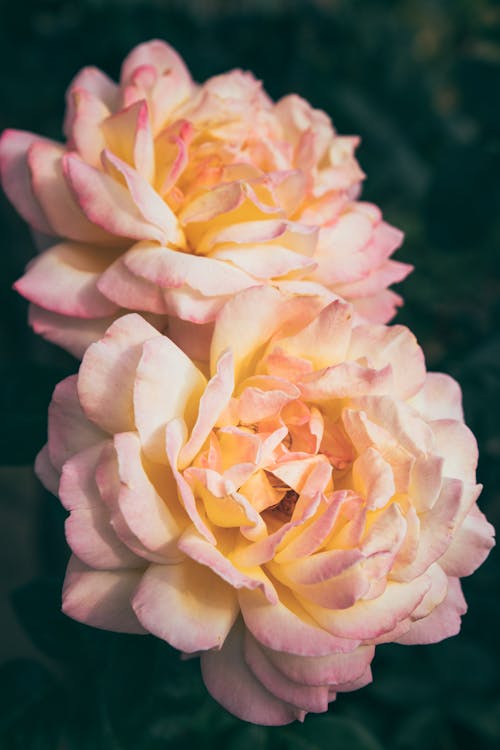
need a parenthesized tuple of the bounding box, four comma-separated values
(1, 40, 411, 359)
(36, 286, 494, 725)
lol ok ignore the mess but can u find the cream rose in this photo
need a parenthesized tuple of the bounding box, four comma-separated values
(1, 40, 410, 359)
(36, 286, 494, 724)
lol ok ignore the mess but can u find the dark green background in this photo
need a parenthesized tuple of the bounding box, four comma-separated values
(1, 1, 499, 748)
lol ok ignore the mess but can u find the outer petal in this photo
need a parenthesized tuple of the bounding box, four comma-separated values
(0, 129, 53, 233)
(15, 242, 121, 318)
(35, 444, 60, 495)
(29, 141, 117, 244)
(410, 372, 464, 422)
(28, 305, 125, 359)
(132, 559, 238, 652)
(78, 313, 161, 434)
(439, 506, 495, 577)
(112, 431, 183, 561)
(395, 577, 467, 645)
(201, 620, 303, 725)
(62, 555, 146, 633)
(243, 632, 330, 713)
(352, 289, 403, 324)
(48, 375, 106, 472)
(265, 643, 375, 688)
(430, 419, 478, 483)
(59, 442, 141, 569)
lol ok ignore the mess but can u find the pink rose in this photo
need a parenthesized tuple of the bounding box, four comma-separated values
(37, 286, 494, 725)
(1, 40, 411, 359)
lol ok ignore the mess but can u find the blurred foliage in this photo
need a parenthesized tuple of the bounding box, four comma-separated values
(0, 0, 499, 748)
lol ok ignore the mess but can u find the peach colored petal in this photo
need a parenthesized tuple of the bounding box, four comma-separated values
(299, 574, 431, 640)
(352, 447, 395, 509)
(201, 620, 305, 725)
(334, 259, 412, 299)
(101, 100, 154, 180)
(120, 40, 193, 131)
(134, 336, 207, 462)
(62, 555, 146, 633)
(265, 643, 375, 688)
(64, 65, 117, 138)
(15, 242, 121, 318)
(275, 493, 346, 563)
(243, 633, 330, 713)
(179, 350, 234, 468)
(408, 453, 444, 512)
(162, 285, 230, 324)
(352, 289, 403, 324)
(64, 152, 173, 244)
(29, 141, 117, 244)
(410, 373, 464, 422)
(439, 506, 495, 577)
(132, 559, 238, 652)
(274, 300, 353, 371)
(60, 443, 141, 569)
(66, 87, 109, 166)
(351, 396, 434, 456)
(97, 255, 170, 314)
(28, 304, 125, 359)
(431, 419, 478, 483)
(212, 245, 316, 280)
(299, 361, 393, 401)
(0, 129, 53, 233)
(124, 242, 253, 297)
(112, 431, 183, 561)
(78, 313, 161, 434)
(239, 585, 360, 657)
(48, 375, 106, 472)
(392, 479, 482, 582)
(167, 317, 213, 363)
(34, 444, 60, 495)
(211, 286, 327, 383)
(178, 527, 277, 603)
(348, 324, 426, 400)
(237, 380, 300, 425)
(165, 419, 217, 543)
(395, 577, 467, 645)
(179, 181, 245, 224)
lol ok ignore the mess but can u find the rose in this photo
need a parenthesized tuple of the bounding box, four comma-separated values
(1, 39, 410, 360)
(37, 285, 494, 725)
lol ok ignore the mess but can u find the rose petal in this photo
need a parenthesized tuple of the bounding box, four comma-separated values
(243, 632, 330, 713)
(0, 129, 53, 233)
(48, 375, 106, 472)
(134, 335, 207, 462)
(395, 577, 467, 645)
(132, 559, 238, 652)
(62, 555, 145, 633)
(201, 620, 304, 725)
(78, 313, 161, 434)
(15, 242, 121, 318)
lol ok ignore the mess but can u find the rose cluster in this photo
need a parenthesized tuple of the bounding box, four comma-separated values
(1, 40, 494, 725)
